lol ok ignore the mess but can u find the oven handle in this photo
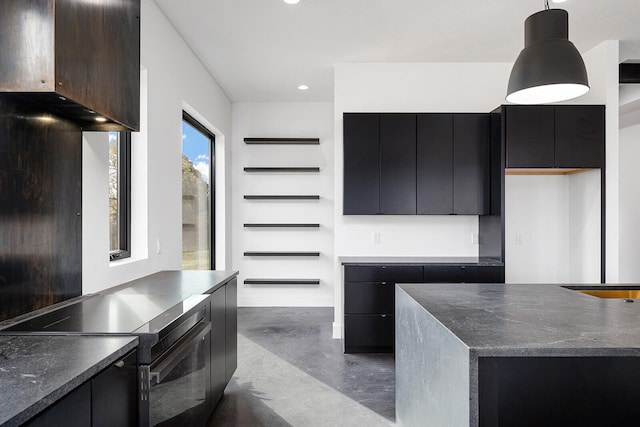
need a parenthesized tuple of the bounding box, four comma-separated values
(149, 320, 211, 385)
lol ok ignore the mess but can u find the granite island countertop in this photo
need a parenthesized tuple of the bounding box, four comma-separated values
(0, 335, 137, 427)
(398, 283, 640, 357)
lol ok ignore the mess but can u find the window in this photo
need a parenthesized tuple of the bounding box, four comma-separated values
(109, 131, 131, 261)
(181, 113, 214, 270)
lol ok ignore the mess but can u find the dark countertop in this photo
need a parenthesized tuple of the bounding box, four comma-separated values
(0, 335, 137, 427)
(398, 283, 640, 357)
(341, 256, 503, 266)
(104, 270, 239, 297)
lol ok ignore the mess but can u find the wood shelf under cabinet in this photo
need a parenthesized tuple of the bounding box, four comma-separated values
(244, 223, 320, 228)
(244, 278, 320, 285)
(244, 138, 320, 145)
(243, 167, 320, 173)
(244, 251, 320, 257)
(505, 168, 598, 176)
(244, 195, 320, 200)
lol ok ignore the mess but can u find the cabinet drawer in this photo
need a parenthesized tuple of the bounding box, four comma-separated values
(344, 265, 423, 283)
(344, 314, 394, 353)
(423, 265, 505, 283)
(344, 282, 395, 314)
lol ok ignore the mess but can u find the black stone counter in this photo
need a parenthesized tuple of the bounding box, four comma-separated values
(0, 335, 137, 427)
(340, 256, 503, 266)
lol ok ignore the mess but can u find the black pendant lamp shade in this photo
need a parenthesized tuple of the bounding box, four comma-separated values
(507, 9, 589, 104)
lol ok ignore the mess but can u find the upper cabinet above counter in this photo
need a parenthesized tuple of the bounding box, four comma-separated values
(0, 0, 140, 131)
(343, 113, 489, 216)
(503, 105, 605, 170)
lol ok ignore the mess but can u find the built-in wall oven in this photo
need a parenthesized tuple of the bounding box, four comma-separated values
(1, 293, 214, 427)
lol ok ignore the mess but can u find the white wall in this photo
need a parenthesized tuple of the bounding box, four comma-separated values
(332, 63, 513, 337)
(505, 171, 601, 284)
(231, 103, 334, 306)
(619, 123, 640, 282)
(82, 0, 232, 293)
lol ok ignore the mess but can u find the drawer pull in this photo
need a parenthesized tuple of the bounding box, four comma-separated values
(380, 281, 388, 285)
(380, 314, 387, 318)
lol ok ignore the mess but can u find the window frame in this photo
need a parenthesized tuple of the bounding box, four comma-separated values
(182, 111, 215, 269)
(109, 131, 132, 262)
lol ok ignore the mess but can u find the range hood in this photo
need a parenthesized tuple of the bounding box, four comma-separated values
(0, 0, 140, 131)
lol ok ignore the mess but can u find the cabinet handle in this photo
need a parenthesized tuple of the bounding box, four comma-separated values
(114, 360, 125, 368)
(381, 314, 387, 318)
(380, 281, 388, 285)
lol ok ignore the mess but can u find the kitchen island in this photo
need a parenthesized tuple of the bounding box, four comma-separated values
(396, 283, 640, 427)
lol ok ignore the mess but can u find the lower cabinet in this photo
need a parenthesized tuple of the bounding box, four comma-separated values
(26, 350, 138, 427)
(344, 263, 504, 353)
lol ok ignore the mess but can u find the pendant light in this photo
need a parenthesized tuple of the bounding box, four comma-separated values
(506, 0, 589, 104)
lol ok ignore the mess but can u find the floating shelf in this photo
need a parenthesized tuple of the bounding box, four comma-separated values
(244, 195, 320, 200)
(244, 223, 320, 228)
(244, 251, 320, 257)
(244, 138, 320, 145)
(243, 167, 320, 173)
(244, 278, 320, 285)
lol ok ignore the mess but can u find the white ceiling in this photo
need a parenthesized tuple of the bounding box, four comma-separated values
(154, 0, 640, 103)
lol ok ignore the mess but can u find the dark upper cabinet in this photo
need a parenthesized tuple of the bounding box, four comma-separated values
(0, 0, 140, 131)
(453, 114, 490, 215)
(505, 105, 605, 169)
(417, 114, 453, 214)
(380, 114, 416, 214)
(555, 105, 605, 168)
(343, 113, 380, 214)
(417, 113, 489, 215)
(505, 106, 555, 168)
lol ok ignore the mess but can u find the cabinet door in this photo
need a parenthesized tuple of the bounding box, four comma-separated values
(225, 278, 238, 384)
(344, 282, 395, 314)
(344, 265, 424, 283)
(343, 114, 380, 214)
(454, 114, 490, 214)
(380, 114, 417, 214)
(417, 114, 453, 214)
(210, 287, 226, 407)
(26, 382, 91, 427)
(344, 314, 394, 353)
(555, 105, 605, 168)
(92, 350, 138, 427)
(505, 106, 555, 168)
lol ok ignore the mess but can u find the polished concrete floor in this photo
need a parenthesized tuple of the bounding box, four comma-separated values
(208, 307, 395, 426)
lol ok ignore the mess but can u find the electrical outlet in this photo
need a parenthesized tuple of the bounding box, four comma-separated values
(156, 238, 162, 254)
(471, 232, 479, 245)
(371, 231, 380, 244)
(515, 233, 524, 246)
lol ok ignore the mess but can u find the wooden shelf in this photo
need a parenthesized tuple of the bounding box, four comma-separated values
(244, 223, 320, 228)
(244, 195, 320, 200)
(243, 167, 320, 173)
(244, 251, 320, 257)
(244, 278, 320, 285)
(244, 138, 320, 145)
(505, 168, 597, 176)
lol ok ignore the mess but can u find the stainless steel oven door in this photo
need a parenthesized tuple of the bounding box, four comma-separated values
(144, 320, 211, 427)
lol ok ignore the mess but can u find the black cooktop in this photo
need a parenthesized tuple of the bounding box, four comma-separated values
(1, 294, 209, 334)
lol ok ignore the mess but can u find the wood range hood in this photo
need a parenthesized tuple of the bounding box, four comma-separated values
(0, 0, 141, 132)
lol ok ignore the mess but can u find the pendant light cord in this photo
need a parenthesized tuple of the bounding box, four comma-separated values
(544, 0, 549, 10)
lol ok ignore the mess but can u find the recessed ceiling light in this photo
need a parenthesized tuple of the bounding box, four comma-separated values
(95, 117, 107, 122)
(298, 84, 309, 90)
(284, 0, 300, 4)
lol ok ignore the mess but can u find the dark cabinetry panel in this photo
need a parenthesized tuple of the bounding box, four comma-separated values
(344, 263, 504, 353)
(225, 278, 238, 384)
(26, 382, 91, 427)
(417, 114, 453, 214)
(343, 114, 380, 214)
(344, 314, 394, 353)
(505, 106, 555, 168)
(380, 114, 416, 214)
(454, 114, 490, 214)
(0, 0, 140, 130)
(505, 105, 605, 169)
(210, 287, 226, 408)
(91, 350, 138, 427)
(555, 106, 605, 168)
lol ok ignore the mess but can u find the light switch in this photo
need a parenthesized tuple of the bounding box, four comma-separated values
(515, 233, 524, 246)
(371, 232, 380, 244)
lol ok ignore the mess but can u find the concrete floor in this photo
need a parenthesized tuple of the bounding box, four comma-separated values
(208, 307, 395, 426)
